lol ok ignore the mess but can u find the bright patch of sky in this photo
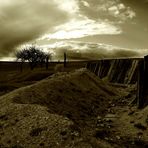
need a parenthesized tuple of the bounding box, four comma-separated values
(108, 4, 136, 21)
(53, 0, 79, 14)
(39, 0, 136, 41)
(81, 1, 90, 7)
(40, 18, 121, 40)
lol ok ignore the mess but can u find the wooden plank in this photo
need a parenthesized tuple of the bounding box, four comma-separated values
(101, 60, 112, 78)
(116, 59, 125, 83)
(124, 60, 138, 84)
(119, 59, 132, 83)
(107, 59, 117, 82)
(137, 59, 144, 109)
(143, 56, 148, 107)
(98, 61, 103, 77)
(124, 60, 133, 84)
(111, 59, 122, 83)
(94, 62, 100, 75)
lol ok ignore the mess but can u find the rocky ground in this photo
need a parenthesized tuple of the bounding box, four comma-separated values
(0, 68, 148, 148)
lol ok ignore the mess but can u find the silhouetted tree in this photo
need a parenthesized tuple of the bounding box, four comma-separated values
(46, 56, 49, 70)
(16, 45, 50, 70)
(16, 48, 28, 72)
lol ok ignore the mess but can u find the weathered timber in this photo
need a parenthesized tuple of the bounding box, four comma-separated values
(95, 61, 101, 77)
(107, 59, 120, 82)
(117, 59, 133, 83)
(137, 59, 144, 109)
(116, 59, 126, 83)
(124, 60, 139, 84)
(88, 62, 93, 72)
(98, 61, 103, 77)
(86, 58, 140, 84)
(143, 56, 148, 107)
(92, 63, 96, 73)
(137, 56, 148, 108)
(94, 62, 100, 75)
(86, 58, 148, 108)
(110, 59, 122, 83)
(130, 65, 139, 84)
(102, 60, 111, 78)
(107, 59, 116, 82)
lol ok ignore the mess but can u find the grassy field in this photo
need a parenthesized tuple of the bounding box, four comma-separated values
(0, 61, 87, 96)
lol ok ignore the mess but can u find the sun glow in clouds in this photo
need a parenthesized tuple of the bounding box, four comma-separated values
(39, 0, 136, 41)
(40, 18, 121, 40)
(0, 0, 140, 60)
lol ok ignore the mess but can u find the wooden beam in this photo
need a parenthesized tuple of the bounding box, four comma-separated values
(137, 59, 145, 109)
(124, 60, 138, 84)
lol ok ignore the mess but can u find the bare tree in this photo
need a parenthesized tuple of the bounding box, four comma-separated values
(16, 45, 51, 70)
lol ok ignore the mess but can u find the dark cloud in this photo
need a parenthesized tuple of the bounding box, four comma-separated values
(0, 0, 68, 57)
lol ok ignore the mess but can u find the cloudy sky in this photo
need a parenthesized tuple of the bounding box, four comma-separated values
(0, 0, 148, 60)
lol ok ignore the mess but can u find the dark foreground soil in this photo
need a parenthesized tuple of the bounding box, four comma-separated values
(0, 68, 148, 148)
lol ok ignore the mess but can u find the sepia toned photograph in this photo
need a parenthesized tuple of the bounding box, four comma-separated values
(0, 0, 148, 147)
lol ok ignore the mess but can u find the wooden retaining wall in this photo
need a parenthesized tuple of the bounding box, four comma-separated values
(86, 57, 148, 108)
(86, 59, 139, 84)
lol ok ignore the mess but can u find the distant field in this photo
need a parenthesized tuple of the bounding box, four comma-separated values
(0, 61, 87, 96)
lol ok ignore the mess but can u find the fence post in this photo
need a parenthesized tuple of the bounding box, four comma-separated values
(137, 56, 148, 108)
(64, 52, 67, 68)
(137, 59, 144, 109)
(143, 56, 148, 106)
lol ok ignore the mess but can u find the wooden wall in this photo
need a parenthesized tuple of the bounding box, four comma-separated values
(86, 59, 140, 84)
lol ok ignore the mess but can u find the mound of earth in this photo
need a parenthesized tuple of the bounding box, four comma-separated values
(0, 68, 121, 147)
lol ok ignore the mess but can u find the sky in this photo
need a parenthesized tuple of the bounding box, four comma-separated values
(0, 0, 148, 60)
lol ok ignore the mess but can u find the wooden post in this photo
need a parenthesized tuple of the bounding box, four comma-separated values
(124, 60, 138, 84)
(94, 62, 100, 75)
(98, 60, 103, 78)
(137, 59, 144, 109)
(107, 59, 117, 82)
(64, 52, 67, 68)
(137, 56, 148, 108)
(143, 56, 148, 106)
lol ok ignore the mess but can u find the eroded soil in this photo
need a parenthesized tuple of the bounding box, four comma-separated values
(0, 69, 148, 148)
